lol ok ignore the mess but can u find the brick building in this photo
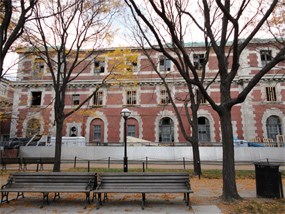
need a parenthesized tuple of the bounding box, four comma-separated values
(9, 39, 285, 144)
(0, 78, 13, 141)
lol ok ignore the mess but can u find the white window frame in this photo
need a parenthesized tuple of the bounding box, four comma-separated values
(159, 55, 171, 72)
(72, 94, 80, 105)
(126, 90, 137, 105)
(193, 53, 205, 70)
(265, 86, 277, 102)
(94, 57, 106, 74)
(260, 50, 272, 67)
(160, 89, 170, 104)
(93, 91, 103, 106)
(31, 91, 42, 106)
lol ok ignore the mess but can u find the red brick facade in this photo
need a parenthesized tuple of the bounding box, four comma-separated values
(9, 40, 285, 144)
(0, 78, 13, 141)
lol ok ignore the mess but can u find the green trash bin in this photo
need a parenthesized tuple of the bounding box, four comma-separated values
(254, 162, 283, 198)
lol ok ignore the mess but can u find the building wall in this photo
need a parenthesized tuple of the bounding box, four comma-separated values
(0, 79, 13, 141)
(10, 41, 285, 145)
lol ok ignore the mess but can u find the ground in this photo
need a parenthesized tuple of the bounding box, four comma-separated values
(0, 166, 284, 213)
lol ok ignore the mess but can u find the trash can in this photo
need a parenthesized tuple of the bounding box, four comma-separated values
(254, 162, 284, 198)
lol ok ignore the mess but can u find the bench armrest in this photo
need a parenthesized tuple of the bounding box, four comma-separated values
(185, 179, 191, 189)
(86, 179, 95, 190)
(1, 177, 13, 190)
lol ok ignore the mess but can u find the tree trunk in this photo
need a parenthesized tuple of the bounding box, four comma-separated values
(191, 103, 202, 176)
(53, 92, 65, 172)
(219, 107, 241, 200)
(53, 118, 63, 172)
(192, 142, 201, 176)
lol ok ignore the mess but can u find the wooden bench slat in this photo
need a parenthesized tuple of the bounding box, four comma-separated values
(94, 172, 192, 209)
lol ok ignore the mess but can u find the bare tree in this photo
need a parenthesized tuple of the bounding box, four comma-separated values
(124, 0, 285, 201)
(137, 41, 205, 176)
(25, 0, 120, 171)
(0, 0, 38, 79)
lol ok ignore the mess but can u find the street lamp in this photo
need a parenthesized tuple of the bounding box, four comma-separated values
(121, 108, 131, 172)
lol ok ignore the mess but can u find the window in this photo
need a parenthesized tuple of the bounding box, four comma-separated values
(90, 118, 104, 144)
(70, 126, 78, 137)
(127, 61, 138, 72)
(33, 58, 45, 78)
(126, 90, 136, 105)
(94, 91, 103, 106)
(266, 116, 282, 140)
(72, 94, 80, 105)
(161, 89, 170, 104)
(26, 118, 40, 138)
(159, 56, 171, 71)
(265, 87, 277, 102)
(193, 54, 205, 70)
(93, 125, 101, 142)
(94, 58, 105, 73)
(159, 117, 174, 142)
(260, 50, 272, 67)
(198, 117, 210, 142)
(31, 91, 42, 106)
(196, 89, 206, 104)
(127, 125, 136, 137)
(0, 84, 7, 96)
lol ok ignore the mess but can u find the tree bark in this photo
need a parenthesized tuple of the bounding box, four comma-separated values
(219, 107, 241, 200)
(192, 142, 201, 176)
(53, 91, 65, 172)
(191, 108, 201, 176)
(53, 119, 63, 172)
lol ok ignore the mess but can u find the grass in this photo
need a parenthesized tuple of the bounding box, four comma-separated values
(1, 167, 284, 179)
(64, 167, 271, 179)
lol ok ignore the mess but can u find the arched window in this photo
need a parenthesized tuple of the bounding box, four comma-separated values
(26, 118, 41, 138)
(266, 116, 282, 140)
(90, 119, 104, 144)
(159, 117, 174, 142)
(198, 117, 210, 142)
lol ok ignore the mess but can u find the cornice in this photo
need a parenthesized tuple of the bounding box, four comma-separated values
(9, 74, 284, 89)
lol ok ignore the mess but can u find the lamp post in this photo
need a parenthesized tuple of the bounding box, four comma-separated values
(121, 108, 131, 172)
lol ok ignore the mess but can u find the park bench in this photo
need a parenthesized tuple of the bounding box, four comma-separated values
(93, 172, 193, 209)
(0, 158, 22, 170)
(0, 157, 55, 171)
(22, 157, 55, 170)
(0, 172, 97, 208)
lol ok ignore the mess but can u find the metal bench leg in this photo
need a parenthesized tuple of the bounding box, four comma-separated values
(86, 192, 91, 204)
(1, 191, 9, 203)
(92, 192, 97, 201)
(96, 193, 102, 209)
(53, 192, 60, 201)
(142, 193, 146, 210)
(186, 193, 190, 207)
(83, 192, 91, 209)
(2, 164, 7, 170)
(19, 163, 24, 171)
(41, 192, 50, 208)
(103, 193, 108, 202)
(16, 192, 24, 199)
